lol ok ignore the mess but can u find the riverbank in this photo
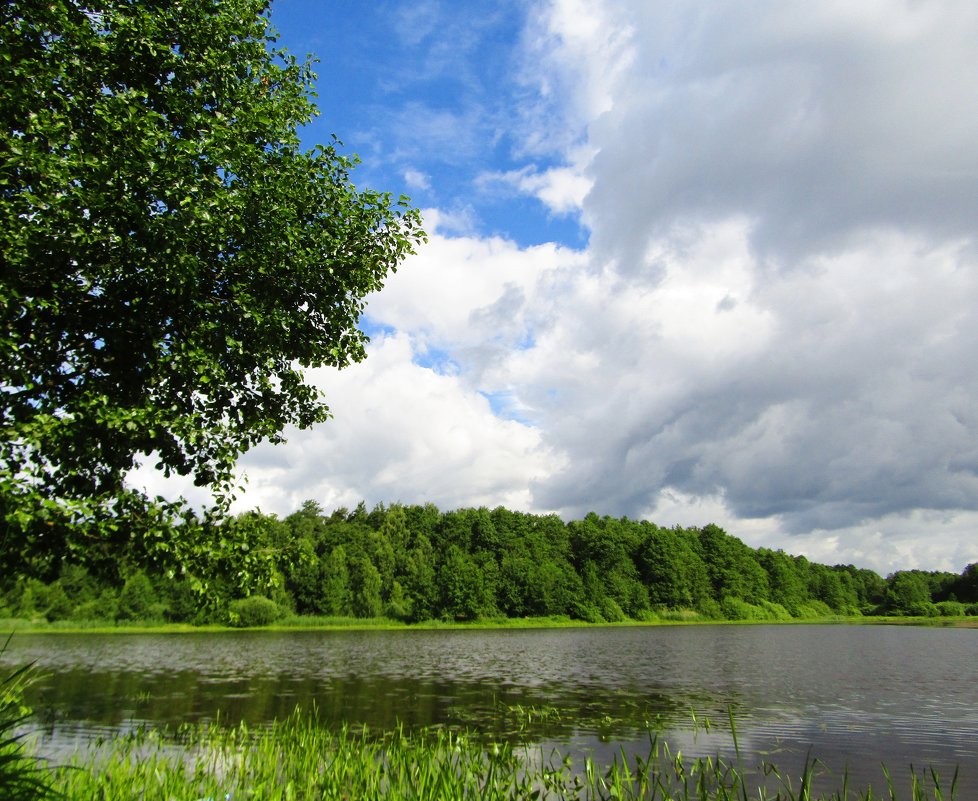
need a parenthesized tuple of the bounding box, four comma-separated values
(2, 612, 974, 635)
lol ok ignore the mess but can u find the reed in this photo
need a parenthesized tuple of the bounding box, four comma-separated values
(53, 709, 959, 801)
(0, 634, 61, 800)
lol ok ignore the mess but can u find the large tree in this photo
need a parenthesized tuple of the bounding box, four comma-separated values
(0, 1, 423, 546)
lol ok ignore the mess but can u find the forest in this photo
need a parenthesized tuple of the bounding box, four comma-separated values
(2, 501, 976, 627)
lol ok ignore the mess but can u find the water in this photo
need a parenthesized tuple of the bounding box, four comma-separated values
(4, 624, 977, 796)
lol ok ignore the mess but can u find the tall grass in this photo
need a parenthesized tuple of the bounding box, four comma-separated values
(54, 709, 959, 801)
(0, 634, 62, 800)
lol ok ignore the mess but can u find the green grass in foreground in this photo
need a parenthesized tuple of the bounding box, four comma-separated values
(49, 711, 959, 801)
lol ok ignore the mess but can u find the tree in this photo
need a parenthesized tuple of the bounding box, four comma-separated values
(0, 1, 424, 551)
(403, 532, 437, 622)
(696, 524, 770, 605)
(756, 548, 807, 615)
(953, 563, 978, 603)
(321, 545, 351, 617)
(438, 545, 492, 621)
(884, 570, 934, 616)
(349, 555, 383, 619)
(637, 526, 711, 610)
(116, 570, 158, 621)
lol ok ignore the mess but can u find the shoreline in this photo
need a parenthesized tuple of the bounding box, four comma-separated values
(2, 613, 974, 636)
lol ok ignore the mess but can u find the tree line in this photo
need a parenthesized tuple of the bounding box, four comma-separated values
(3, 500, 976, 626)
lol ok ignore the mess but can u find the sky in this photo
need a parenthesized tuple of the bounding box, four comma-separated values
(135, 0, 978, 576)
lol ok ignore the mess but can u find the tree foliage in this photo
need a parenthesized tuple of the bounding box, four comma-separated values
(0, 1, 423, 546)
(7, 499, 974, 627)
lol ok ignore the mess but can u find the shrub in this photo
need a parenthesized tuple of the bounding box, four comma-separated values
(58, 564, 97, 606)
(161, 579, 200, 623)
(41, 583, 72, 623)
(758, 600, 792, 621)
(385, 581, 413, 622)
(697, 598, 724, 620)
(12, 581, 43, 622)
(659, 608, 704, 622)
(794, 600, 833, 619)
(228, 596, 284, 628)
(905, 601, 940, 618)
(598, 597, 626, 622)
(569, 602, 604, 623)
(722, 597, 775, 621)
(935, 600, 966, 617)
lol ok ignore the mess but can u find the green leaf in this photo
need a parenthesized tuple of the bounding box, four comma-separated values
(0, 0, 424, 572)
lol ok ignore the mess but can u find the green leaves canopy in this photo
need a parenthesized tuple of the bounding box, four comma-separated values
(0, 2, 424, 531)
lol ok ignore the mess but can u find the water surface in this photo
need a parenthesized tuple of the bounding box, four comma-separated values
(4, 624, 976, 796)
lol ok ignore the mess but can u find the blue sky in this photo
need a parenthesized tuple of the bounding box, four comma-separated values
(137, 1, 978, 575)
(271, 0, 587, 249)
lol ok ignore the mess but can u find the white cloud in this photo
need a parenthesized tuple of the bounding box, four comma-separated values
(366, 210, 586, 367)
(403, 168, 431, 190)
(478, 164, 592, 215)
(229, 332, 560, 516)
(517, 0, 636, 154)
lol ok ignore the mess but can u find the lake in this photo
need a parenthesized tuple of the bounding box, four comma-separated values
(3, 624, 976, 797)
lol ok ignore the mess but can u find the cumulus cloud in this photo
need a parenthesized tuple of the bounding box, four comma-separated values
(230, 332, 561, 516)
(365, 210, 587, 379)
(504, 0, 978, 570)
(477, 164, 593, 215)
(128, 330, 561, 519)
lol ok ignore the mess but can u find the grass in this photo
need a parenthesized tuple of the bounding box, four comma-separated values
(51, 709, 961, 801)
(0, 634, 61, 800)
(0, 613, 943, 636)
(3, 612, 975, 639)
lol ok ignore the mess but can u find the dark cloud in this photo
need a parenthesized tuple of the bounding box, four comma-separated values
(581, 2, 978, 274)
(532, 228, 978, 546)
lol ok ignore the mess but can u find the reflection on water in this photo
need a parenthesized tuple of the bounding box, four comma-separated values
(4, 625, 977, 797)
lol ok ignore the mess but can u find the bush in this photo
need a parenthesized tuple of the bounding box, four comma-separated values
(794, 600, 833, 619)
(160, 579, 200, 623)
(598, 597, 626, 622)
(935, 600, 966, 617)
(658, 608, 704, 622)
(759, 600, 792, 621)
(905, 601, 940, 617)
(697, 598, 724, 620)
(12, 580, 43, 621)
(569, 602, 604, 623)
(721, 597, 765, 621)
(42, 583, 72, 623)
(58, 564, 97, 606)
(91, 589, 119, 622)
(228, 596, 284, 628)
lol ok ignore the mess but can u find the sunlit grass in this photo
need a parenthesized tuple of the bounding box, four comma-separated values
(3, 613, 975, 637)
(0, 635, 60, 800)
